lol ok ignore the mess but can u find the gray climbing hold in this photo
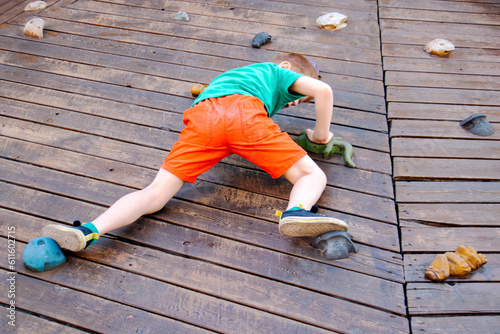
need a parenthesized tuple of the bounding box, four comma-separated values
(252, 32, 271, 48)
(312, 231, 358, 260)
(460, 113, 495, 136)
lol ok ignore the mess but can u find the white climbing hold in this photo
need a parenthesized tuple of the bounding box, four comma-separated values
(424, 38, 455, 57)
(24, 17, 45, 38)
(316, 12, 347, 30)
(24, 1, 48, 11)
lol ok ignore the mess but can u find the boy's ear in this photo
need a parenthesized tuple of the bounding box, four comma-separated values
(278, 61, 292, 70)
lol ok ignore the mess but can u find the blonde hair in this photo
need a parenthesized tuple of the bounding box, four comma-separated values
(271, 53, 320, 79)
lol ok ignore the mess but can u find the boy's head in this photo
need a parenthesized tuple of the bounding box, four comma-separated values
(271, 53, 321, 80)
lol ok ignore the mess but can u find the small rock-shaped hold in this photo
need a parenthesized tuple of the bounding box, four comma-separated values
(316, 12, 347, 30)
(23, 237, 66, 272)
(312, 231, 358, 260)
(460, 113, 495, 136)
(24, 17, 45, 38)
(190, 83, 208, 96)
(252, 32, 272, 48)
(424, 38, 455, 56)
(24, 1, 47, 11)
(175, 11, 190, 21)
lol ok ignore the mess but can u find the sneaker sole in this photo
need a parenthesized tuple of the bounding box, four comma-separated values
(279, 217, 348, 237)
(42, 224, 86, 252)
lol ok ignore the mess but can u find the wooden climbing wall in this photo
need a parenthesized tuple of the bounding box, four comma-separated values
(2, 0, 499, 332)
(380, 0, 500, 332)
(0, 0, 408, 333)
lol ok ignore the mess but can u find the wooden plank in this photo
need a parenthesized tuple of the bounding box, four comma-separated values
(391, 138, 500, 159)
(385, 71, 500, 91)
(141, 0, 379, 16)
(401, 224, 500, 252)
(379, 0, 500, 14)
(398, 203, 500, 226)
(388, 103, 500, 122)
(407, 282, 500, 315)
(411, 316, 500, 334)
(379, 7, 500, 26)
(383, 57, 500, 76)
(390, 120, 500, 140)
(113, 0, 379, 20)
(387, 87, 500, 106)
(393, 157, 500, 181)
(393, 156, 500, 180)
(395, 181, 500, 203)
(405, 253, 500, 283)
(380, 19, 500, 47)
(0, 268, 215, 333)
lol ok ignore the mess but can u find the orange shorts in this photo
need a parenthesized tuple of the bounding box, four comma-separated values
(162, 95, 306, 183)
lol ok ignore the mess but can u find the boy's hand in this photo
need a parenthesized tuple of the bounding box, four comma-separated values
(306, 129, 334, 144)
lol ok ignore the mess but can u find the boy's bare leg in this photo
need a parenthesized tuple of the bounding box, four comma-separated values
(43, 169, 184, 251)
(283, 155, 327, 210)
(279, 155, 347, 237)
(93, 168, 185, 235)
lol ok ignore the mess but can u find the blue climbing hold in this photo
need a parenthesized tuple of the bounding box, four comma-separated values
(23, 237, 66, 272)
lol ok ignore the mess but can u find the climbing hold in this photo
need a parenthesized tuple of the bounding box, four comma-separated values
(190, 83, 208, 96)
(294, 130, 355, 168)
(23, 237, 67, 272)
(312, 231, 358, 260)
(252, 32, 272, 48)
(425, 245, 488, 282)
(175, 11, 190, 21)
(23, 17, 45, 38)
(316, 12, 347, 31)
(424, 38, 455, 57)
(460, 113, 495, 136)
(24, 1, 47, 11)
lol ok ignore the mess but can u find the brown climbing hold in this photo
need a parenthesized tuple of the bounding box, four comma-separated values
(190, 84, 207, 96)
(426, 245, 488, 282)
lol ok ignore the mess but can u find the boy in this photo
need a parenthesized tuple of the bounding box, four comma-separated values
(42, 53, 348, 252)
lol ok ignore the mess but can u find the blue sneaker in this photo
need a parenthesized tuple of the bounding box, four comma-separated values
(276, 208, 348, 237)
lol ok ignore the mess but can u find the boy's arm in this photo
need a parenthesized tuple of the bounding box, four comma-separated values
(289, 76, 334, 144)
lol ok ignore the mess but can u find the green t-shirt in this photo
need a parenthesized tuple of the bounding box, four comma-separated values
(192, 62, 305, 117)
